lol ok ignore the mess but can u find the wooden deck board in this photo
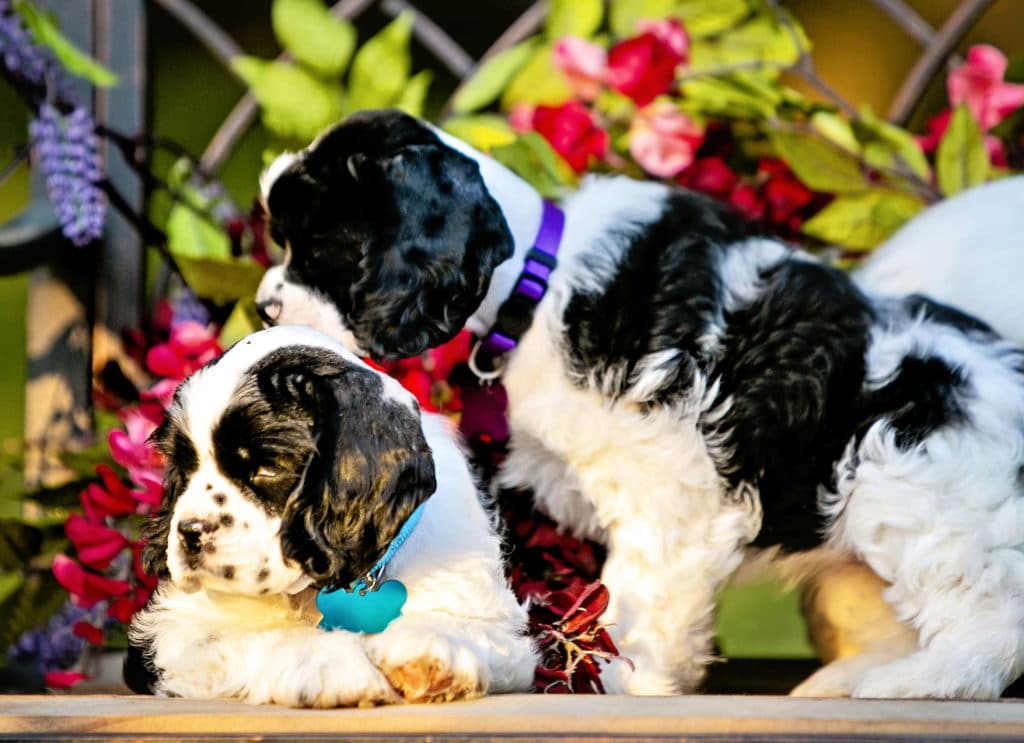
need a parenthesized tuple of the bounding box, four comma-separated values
(3, 694, 1024, 741)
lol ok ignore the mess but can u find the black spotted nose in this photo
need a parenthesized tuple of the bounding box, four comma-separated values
(177, 518, 218, 555)
(256, 298, 281, 326)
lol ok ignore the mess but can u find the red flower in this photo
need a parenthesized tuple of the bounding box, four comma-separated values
(80, 466, 139, 521)
(679, 156, 738, 198)
(532, 102, 609, 173)
(760, 159, 814, 223)
(43, 671, 89, 689)
(607, 20, 688, 106)
(108, 407, 164, 478)
(65, 514, 129, 570)
(628, 102, 704, 178)
(728, 183, 766, 221)
(72, 621, 104, 645)
(52, 554, 131, 609)
(108, 596, 139, 624)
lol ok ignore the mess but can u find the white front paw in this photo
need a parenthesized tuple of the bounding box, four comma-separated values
(260, 633, 398, 708)
(364, 623, 487, 703)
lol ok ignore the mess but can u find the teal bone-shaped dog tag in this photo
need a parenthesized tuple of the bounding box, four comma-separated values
(316, 503, 425, 634)
(317, 579, 407, 634)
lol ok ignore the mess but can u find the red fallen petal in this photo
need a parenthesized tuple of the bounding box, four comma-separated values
(44, 671, 89, 689)
(108, 596, 137, 624)
(562, 585, 610, 635)
(53, 554, 132, 608)
(73, 621, 104, 645)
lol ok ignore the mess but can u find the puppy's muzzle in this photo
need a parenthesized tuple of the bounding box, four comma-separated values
(177, 517, 218, 556)
(256, 299, 282, 326)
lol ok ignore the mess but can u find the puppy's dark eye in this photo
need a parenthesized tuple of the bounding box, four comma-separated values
(347, 153, 366, 182)
(253, 466, 278, 481)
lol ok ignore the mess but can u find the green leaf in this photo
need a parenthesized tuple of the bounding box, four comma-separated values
(14, 1, 118, 87)
(0, 519, 43, 571)
(609, 0, 677, 37)
(232, 56, 342, 142)
(802, 189, 925, 251)
(218, 298, 264, 348)
(936, 104, 988, 197)
(546, 0, 604, 39)
(769, 128, 866, 194)
(442, 115, 518, 152)
(681, 74, 779, 119)
(166, 185, 232, 261)
(690, 12, 805, 73)
(174, 256, 267, 306)
(501, 43, 573, 108)
(854, 108, 930, 181)
(810, 111, 859, 153)
(490, 131, 575, 199)
(452, 39, 539, 115)
(272, 0, 357, 77)
(346, 11, 414, 113)
(394, 69, 433, 118)
(677, 0, 751, 38)
(0, 572, 23, 607)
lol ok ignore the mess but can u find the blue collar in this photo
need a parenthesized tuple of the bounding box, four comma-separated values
(469, 200, 564, 380)
(352, 501, 425, 592)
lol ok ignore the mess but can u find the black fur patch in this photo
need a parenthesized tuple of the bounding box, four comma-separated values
(266, 109, 514, 359)
(562, 191, 751, 400)
(122, 627, 159, 694)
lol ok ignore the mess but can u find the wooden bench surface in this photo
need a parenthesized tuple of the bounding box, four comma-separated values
(3, 694, 1024, 741)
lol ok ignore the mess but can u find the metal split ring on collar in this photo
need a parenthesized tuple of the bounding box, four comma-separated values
(468, 339, 505, 383)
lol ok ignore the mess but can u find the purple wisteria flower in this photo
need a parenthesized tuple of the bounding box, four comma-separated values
(9, 601, 91, 673)
(29, 103, 106, 247)
(0, 0, 52, 87)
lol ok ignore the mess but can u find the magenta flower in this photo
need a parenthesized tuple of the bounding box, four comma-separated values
(947, 45, 1024, 130)
(64, 514, 129, 571)
(628, 102, 704, 178)
(52, 554, 131, 610)
(108, 407, 163, 480)
(145, 320, 221, 381)
(553, 37, 607, 101)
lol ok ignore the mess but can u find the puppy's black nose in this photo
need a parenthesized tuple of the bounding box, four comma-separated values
(256, 299, 281, 326)
(177, 518, 218, 555)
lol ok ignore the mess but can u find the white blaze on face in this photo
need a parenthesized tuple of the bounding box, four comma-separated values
(167, 457, 308, 596)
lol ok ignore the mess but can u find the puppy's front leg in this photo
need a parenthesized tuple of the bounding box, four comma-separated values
(148, 623, 398, 707)
(597, 505, 753, 695)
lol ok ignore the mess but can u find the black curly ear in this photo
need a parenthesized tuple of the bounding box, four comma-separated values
(277, 353, 436, 589)
(141, 411, 197, 579)
(350, 141, 514, 359)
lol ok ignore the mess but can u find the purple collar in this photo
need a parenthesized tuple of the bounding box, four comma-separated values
(471, 200, 564, 376)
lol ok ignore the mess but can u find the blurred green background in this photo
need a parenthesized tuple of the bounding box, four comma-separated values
(2, 0, 1022, 659)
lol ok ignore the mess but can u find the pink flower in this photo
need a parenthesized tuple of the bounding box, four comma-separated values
(637, 18, 689, 59)
(52, 554, 131, 609)
(145, 320, 221, 381)
(108, 407, 164, 478)
(553, 37, 607, 101)
(607, 20, 688, 106)
(65, 514, 129, 570)
(948, 45, 1024, 130)
(531, 101, 610, 173)
(142, 378, 178, 410)
(509, 102, 536, 133)
(628, 103, 704, 178)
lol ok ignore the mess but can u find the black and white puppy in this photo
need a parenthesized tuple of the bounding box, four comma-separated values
(255, 109, 1024, 699)
(125, 325, 536, 706)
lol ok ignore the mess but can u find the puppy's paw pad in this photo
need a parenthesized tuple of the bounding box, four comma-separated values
(367, 628, 486, 703)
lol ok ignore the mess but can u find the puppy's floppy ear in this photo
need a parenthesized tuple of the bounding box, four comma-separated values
(277, 354, 436, 589)
(140, 410, 196, 579)
(350, 141, 514, 359)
